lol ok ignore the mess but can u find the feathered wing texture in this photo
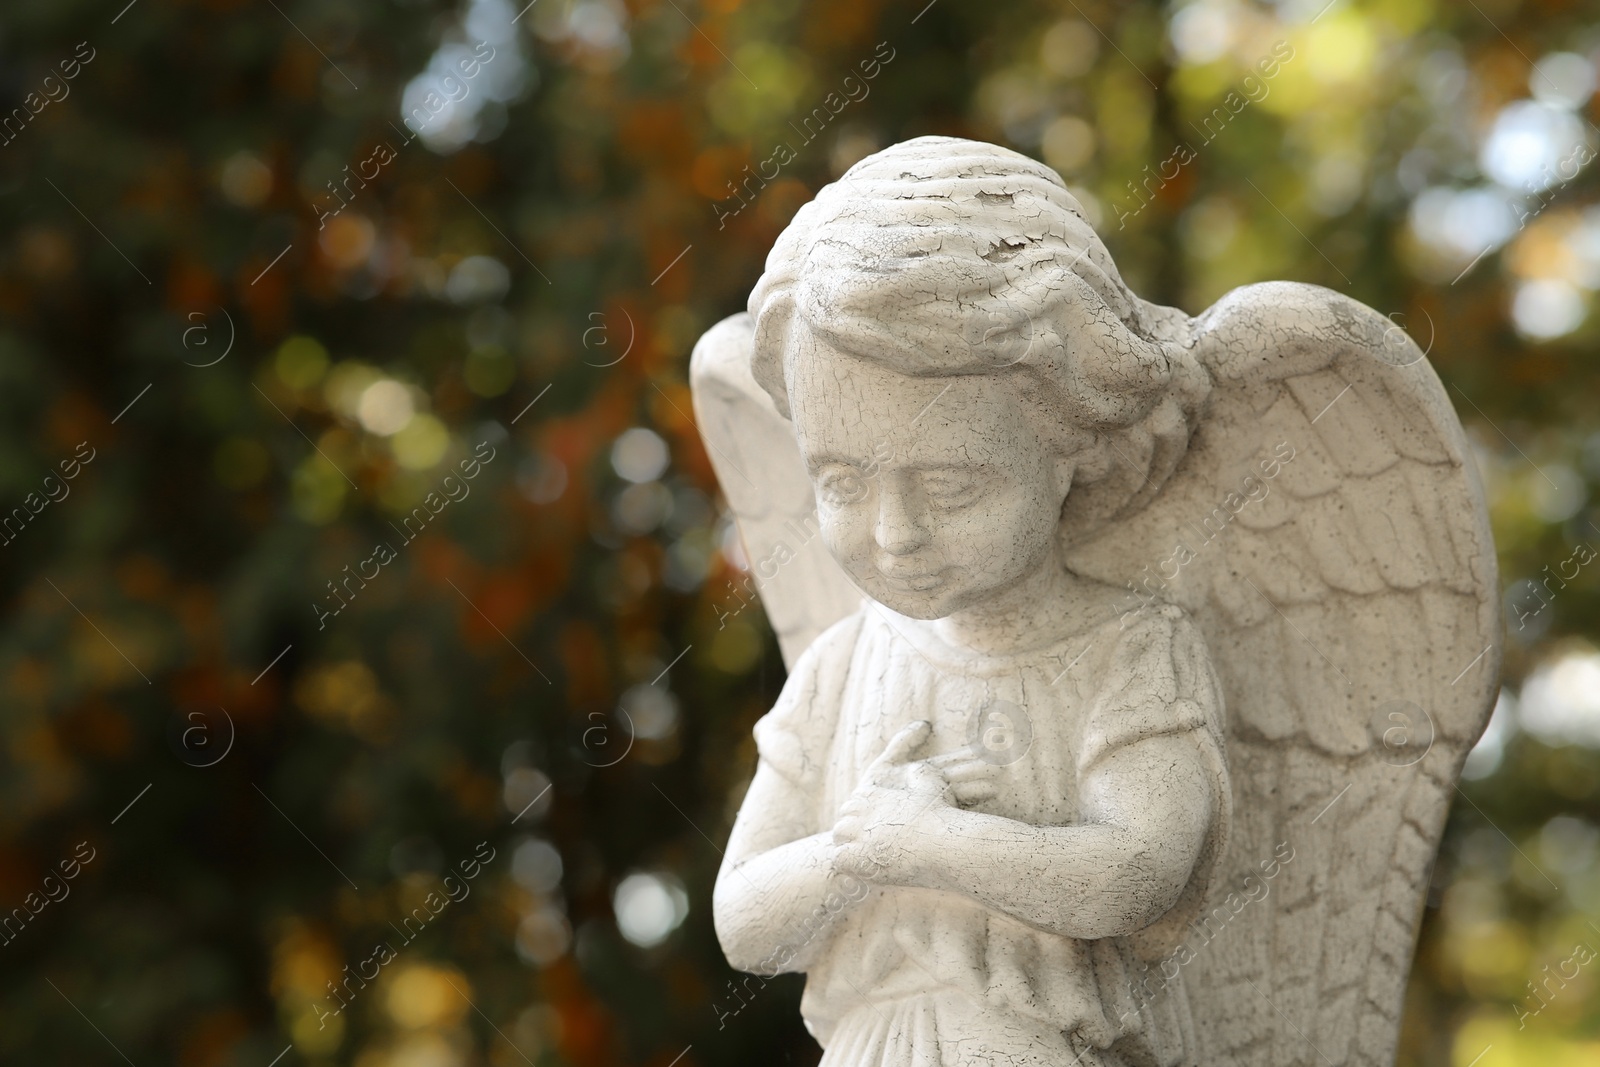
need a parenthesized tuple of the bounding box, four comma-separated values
(1067, 282, 1501, 1067)
(689, 312, 862, 667)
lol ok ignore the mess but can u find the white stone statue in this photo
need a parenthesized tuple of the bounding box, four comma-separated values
(690, 136, 1500, 1067)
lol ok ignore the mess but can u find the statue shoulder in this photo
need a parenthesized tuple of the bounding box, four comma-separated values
(1080, 602, 1226, 766)
(750, 609, 868, 785)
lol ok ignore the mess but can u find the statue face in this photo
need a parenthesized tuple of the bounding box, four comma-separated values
(789, 335, 1066, 621)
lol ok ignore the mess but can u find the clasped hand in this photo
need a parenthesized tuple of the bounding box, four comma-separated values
(830, 720, 1000, 886)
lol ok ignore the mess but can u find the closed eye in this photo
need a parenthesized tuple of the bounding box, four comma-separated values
(815, 465, 869, 508)
(919, 468, 989, 509)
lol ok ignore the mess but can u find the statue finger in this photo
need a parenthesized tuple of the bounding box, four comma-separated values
(904, 761, 952, 796)
(883, 720, 933, 764)
(927, 744, 992, 767)
(950, 780, 999, 806)
(833, 843, 883, 880)
(939, 759, 1000, 782)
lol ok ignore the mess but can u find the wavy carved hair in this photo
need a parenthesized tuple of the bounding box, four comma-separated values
(747, 135, 1212, 542)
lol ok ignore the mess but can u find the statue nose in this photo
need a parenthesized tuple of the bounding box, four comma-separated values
(875, 486, 929, 555)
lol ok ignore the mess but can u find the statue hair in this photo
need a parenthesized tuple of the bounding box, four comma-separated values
(746, 135, 1212, 540)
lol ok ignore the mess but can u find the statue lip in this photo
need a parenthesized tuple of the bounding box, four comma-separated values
(877, 567, 946, 591)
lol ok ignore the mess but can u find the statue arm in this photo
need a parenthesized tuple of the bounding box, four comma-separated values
(713, 614, 869, 974)
(890, 732, 1214, 941)
(713, 760, 856, 974)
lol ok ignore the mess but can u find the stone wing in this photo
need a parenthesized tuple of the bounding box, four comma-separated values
(689, 312, 862, 668)
(1067, 282, 1500, 1066)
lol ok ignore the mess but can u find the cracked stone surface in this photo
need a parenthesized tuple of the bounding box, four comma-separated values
(689, 136, 1501, 1067)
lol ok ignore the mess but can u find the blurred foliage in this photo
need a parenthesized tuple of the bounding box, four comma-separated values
(0, 0, 1598, 1064)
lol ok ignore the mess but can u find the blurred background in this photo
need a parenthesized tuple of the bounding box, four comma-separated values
(0, 0, 1596, 1064)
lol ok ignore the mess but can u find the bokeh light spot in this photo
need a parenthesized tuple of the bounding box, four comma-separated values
(275, 336, 331, 390)
(1521, 651, 1600, 746)
(386, 964, 470, 1030)
(612, 871, 688, 948)
(1511, 278, 1585, 340)
(358, 380, 416, 436)
(219, 150, 274, 208)
(1041, 115, 1095, 173)
(1531, 52, 1597, 110)
(445, 255, 511, 304)
(391, 414, 451, 469)
(511, 837, 564, 894)
(1041, 19, 1098, 78)
(318, 214, 376, 270)
(610, 427, 669, 483)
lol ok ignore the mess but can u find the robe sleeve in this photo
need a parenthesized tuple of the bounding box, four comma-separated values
(1078, 604, 1232, 962)
(750, 611, 864, 804)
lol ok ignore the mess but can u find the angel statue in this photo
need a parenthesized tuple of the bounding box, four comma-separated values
(689, 136, 1499, 1067)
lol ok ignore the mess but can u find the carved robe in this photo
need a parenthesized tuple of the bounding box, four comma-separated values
(752, 602, 1232, 1067)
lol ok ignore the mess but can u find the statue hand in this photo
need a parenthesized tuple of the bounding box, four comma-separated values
(831, 723, 1011, 885)
(923, 746, 1004, 808)
(830, 721, 956, 885)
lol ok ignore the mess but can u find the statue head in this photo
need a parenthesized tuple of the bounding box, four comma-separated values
(744, 137, 1210, 619)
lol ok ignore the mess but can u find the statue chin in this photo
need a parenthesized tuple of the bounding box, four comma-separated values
(850, 572, 965, 621)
